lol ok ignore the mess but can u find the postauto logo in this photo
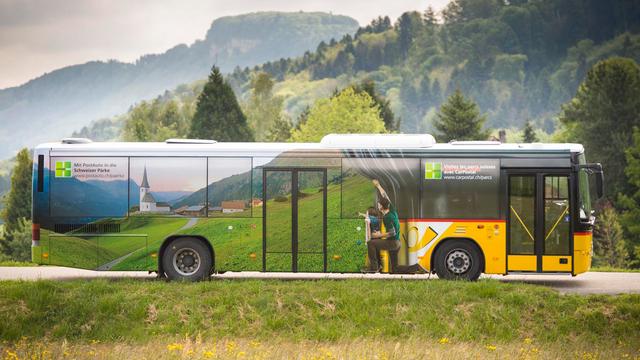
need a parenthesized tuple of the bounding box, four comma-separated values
(425, 162, 442, 180)
(55, 161, 72, 178)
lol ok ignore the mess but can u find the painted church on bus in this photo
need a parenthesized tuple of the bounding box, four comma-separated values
(139, 166, 171, 213)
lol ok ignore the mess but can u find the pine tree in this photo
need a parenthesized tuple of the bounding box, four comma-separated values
(620, 128, 640, 267)
(522, 120, 539, 143)
(559, 57, 640, 198)
(433, 88, 489, 142)
(594, 202, 628, 268)
(423, 6, 438, 31)
(189, 66, 253, 141)
(0, 148, 32, 256)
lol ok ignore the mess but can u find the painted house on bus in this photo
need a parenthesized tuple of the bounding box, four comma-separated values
(139, 166, 171, 213)
(221, 200, 245, 213)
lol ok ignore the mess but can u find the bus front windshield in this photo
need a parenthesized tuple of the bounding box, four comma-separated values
(578, 154, 592, 221)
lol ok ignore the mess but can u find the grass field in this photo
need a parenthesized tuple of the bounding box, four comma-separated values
(0, 279, 638, 359)
(36, 174, 373, 273)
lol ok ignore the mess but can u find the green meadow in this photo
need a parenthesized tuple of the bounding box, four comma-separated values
(0, 279, 638, 359)
(36, 174, 375, 273)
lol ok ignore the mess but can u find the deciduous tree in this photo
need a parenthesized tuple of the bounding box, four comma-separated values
(291, 88, 386, 142)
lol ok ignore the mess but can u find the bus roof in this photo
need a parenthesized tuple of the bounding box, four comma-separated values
(37, 135, 584, 158)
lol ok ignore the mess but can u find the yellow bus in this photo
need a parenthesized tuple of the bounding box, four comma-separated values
(31, 134, 603, 281)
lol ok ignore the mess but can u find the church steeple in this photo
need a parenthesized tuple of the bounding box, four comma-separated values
(141, 166, 150, 189)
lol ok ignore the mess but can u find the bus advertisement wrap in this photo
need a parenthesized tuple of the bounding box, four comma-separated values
(31, 138, 600, 280)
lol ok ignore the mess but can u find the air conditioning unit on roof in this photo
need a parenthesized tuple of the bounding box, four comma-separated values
(320, 134, 436, 148)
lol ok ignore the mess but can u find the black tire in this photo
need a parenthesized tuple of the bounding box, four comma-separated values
(162, 237, 212, 281)
(434, 239, 483, 281)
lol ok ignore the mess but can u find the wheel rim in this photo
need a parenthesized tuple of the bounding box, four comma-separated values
(172, 247, 201, 276)
(445, 249, 471, 275)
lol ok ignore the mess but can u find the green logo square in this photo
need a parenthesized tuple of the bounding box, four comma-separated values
(425, 162, 442, 180)
(55, 161, 72, 178)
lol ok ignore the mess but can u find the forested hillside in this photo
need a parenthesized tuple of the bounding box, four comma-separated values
(0, 12, 358, 157)
(228, 0, 640, 134)
(84, 0, 640, 141)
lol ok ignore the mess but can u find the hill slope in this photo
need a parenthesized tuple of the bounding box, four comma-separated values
(84, 0, 640, 143)
(0, 12, 358, 157)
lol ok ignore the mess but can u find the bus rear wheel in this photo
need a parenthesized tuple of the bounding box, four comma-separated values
(162, 237, 212, 281)
(434, 240, 482, 281)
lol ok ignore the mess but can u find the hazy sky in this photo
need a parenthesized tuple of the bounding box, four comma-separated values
(0, 0, 449, 89)
(131, 157, 207, 192)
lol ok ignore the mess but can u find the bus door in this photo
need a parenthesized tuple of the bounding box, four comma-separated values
(263, 168, 327, 272)
(507, 171, 573, 273)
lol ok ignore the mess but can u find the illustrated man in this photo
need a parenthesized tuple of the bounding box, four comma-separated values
(365, 179, 401, 272)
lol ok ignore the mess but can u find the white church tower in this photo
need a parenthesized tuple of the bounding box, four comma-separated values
(139, 166, 153, 212)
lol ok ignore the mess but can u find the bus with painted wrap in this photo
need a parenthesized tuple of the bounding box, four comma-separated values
(31, 134, 604, 281)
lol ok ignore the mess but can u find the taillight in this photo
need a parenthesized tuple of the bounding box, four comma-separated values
(32, 223, 40, 242)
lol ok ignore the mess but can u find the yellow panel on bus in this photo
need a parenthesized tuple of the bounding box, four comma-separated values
(507, 255, 536, 271)
(573, 232, 593, 275)
(403, 219, 506, 274)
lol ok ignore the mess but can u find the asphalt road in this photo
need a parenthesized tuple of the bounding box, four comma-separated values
(0, 266, 638, 295)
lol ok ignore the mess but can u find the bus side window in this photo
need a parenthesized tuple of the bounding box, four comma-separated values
(208, 157, 252, 218)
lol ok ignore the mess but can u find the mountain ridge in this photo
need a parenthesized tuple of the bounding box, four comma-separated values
(0, 11, 359, 157)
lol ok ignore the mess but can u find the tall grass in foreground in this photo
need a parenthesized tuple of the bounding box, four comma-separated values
(0, 278, 638, 349)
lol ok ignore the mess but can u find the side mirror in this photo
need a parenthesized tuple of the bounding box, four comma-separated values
(595, 170, 604, 199)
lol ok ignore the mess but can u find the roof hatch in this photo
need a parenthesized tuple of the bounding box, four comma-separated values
(61, 138, 92, 144)
(320, 134, 436, 148)
(165, 138, 217, 144)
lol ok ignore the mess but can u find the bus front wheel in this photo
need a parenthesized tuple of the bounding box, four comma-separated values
(162, 237, 212, 281)
(434, 240, 482, 281)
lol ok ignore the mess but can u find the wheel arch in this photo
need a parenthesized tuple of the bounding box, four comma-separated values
(430, 237, 485, 273)
(157, 235, 215, 277)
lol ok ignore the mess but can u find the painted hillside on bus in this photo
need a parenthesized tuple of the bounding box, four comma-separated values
(36, 171, 374, 272)
(49, 157, 130, 218)
(111, 173, 372, 272)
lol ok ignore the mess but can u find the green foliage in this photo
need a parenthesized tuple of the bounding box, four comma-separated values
(347, 80, 399, 132)
(594, 203, 629, 268)
(244, 72, 288, 141)
(265, 115, 293, 142)
(559, 57, 640, 198)
(1, 218, 32, 262)
(189, 67, 254, 142)
(2, 148, 31, 229)
(231, 2, 640, 134)
(522, 120, 539, 143)
(121, 82, 203, 141)
(0, 279, 639, 349)
(122, 99, 192, 141)
(72, 118, 122, 141)
(620, 128, 640, 267)
(434, 88, 489, 142)
(0, 149, 33, 260)
(290, 87, 386, 142)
